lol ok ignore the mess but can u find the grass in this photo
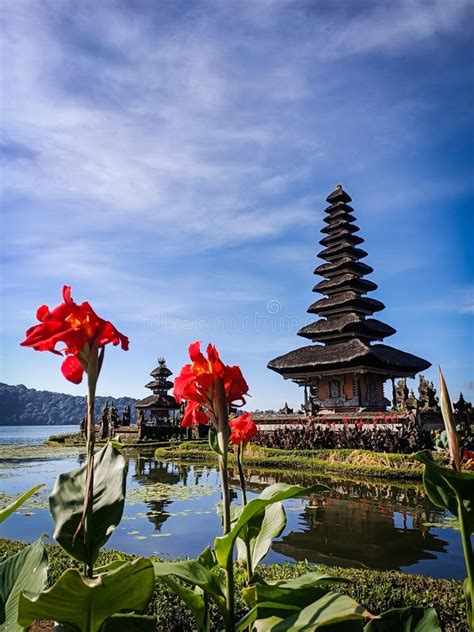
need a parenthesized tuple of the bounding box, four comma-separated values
(154, 441, 440, 480)
(0, 538, 466, 631)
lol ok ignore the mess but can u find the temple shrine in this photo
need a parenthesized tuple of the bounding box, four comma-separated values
(268, 185, 431, 413)
(135, 358, 181, 426)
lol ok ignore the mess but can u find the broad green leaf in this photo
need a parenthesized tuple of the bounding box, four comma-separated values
(18, 558, 154, 632)
(243, 572, 349, 609)
(0, 484, 44, 524)
(253, 592, 373, 631)
(414, 450, 474, 533)
(0, 540, 48, 631)
(49, 442, 127, 565)
(161, 577, 208, 632)
(197, 546, 218, 571)
(251, 502, 286, 569)
(153, 559, 229, 627)
(215, 483, 328, 568)
(100, 613, 157, 631)
(208, 427, 224, 456)
(363, 606, 441, 631)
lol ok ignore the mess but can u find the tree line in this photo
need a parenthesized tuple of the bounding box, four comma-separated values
(0, 382, 137, 426)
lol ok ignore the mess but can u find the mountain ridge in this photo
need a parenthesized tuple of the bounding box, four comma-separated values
(0, 382, 137, 426)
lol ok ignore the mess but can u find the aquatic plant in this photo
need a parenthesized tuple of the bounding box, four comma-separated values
(415, 368, 474, 632)
(16, 286, 155, 631)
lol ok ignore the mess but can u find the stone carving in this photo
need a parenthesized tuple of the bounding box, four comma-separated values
(278, 402, 294, 415)
(406, 389, 419, 411)
(122, 404, 131, 427)
(418, 375, 439, 413)
(108, 402, 119, 437)
(395, 378, 409, 411)
(99, 401, 109, 440)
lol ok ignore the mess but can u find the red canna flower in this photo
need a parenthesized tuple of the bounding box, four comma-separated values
(20, 286, 129, 384)
(174, 341, 249, 427)
(229, 412, 257, 446)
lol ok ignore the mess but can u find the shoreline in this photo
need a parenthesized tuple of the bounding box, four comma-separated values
(154, 441, 440, 481)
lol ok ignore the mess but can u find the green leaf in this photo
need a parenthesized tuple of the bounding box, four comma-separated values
(0, 539, 48, 631)
(100, 613, 157, 631)
(18, 558, 155, 632)
(49, 442, 127, 565)
(414, 450, 474, 533)
(215, 483, 328, 568)
(208, 427, 224, 456)
(243, 573, 349, 609)
(253, 592, 373, 631)
(251, 501, 286, 569)
(161, 577, 208, 632)
(0, 484, 44, 524)
(363, 606, 441, 631)
(197, 546, 218, 571)
(153, 559, 229, 629)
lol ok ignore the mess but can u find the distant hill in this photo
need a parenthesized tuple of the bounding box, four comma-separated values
(0, 383, 137, 426)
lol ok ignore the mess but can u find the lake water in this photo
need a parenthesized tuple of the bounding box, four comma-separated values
(0, 425, 78, 445)
(0, 425, 465, 579)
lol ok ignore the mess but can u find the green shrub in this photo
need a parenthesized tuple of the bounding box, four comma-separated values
(0, 539, 465, 631)
(154, 442, 447, 480)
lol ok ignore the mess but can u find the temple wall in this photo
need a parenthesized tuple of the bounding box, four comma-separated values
(319, 378, 328, 400)
(344, 373, 353, 400)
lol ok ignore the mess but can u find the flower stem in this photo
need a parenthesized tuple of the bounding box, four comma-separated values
(215, 378, 235, 631)
(237, 444, 253, 583)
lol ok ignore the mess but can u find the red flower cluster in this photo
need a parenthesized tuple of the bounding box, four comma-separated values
(229, 413, 257, 446)
(20, 286, 129, 384)
(174, 341, 248, 428)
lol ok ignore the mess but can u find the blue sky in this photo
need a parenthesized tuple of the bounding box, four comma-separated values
(1, 0, 473, 411)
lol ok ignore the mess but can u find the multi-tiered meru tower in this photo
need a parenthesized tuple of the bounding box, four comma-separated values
(268, 185, 431, 412)
(135, 358, 181, 424)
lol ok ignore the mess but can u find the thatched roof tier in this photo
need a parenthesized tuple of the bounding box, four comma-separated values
(319, 226, 360, 241)
(319, 233, 364, 248)
(314, 259, 374, 278)
(145, 379, 174, 391)
(318, 244, 368, 261)
(321, 222, 359, 236)
(323, 210, 356, 224)
(268, 340, 430, 378)
(326, 186, 352, 204)
(135, 393, 180, 409)
(313, 275, 377, 295)
(150, 359, 172, 378)
(297, 314, 396, 342)
(307, 292, 385, 316)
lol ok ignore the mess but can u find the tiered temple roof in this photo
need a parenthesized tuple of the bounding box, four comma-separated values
(136, 358, 180, 412)
(268, 185, 430, 379)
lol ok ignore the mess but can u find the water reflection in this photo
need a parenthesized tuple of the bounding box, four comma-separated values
(0, 446, 463, 579)
(228, 467, 455, 576)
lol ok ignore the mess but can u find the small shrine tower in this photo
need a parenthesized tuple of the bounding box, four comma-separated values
(135, 358, 181, 424)
(268, 185, 431, 412)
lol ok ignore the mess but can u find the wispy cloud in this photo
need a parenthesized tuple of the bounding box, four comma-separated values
(1, 0, 472, 407)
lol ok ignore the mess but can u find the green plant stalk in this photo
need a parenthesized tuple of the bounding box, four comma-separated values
(458, 500, 474, 631)
(84, 355, 98, 580)
(237, 444, 253, 584)
(215, 378, 235, 632)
